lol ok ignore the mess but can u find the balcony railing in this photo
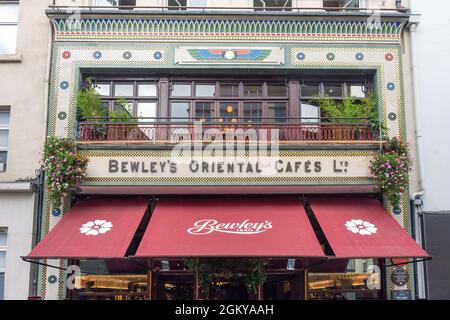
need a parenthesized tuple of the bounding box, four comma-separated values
(76, 118, 380, 144)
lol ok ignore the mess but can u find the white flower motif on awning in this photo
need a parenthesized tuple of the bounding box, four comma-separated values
(345, 219, 378, 236)
(80, 220, 113, 236)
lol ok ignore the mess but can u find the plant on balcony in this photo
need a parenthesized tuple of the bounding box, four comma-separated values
(43, 136, 88, 209)
(311, 92, 386, 138)
(370, 137, 412, 210)
(76, 78, 107, 121)
(185, 258, 267, 297)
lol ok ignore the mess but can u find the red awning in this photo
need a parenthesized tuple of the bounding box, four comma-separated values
(26, 198, 149, 259)
(136, 198, 325, 258)
(309, 197, 429, 258)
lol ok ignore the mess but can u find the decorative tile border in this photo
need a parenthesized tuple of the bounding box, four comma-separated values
(50, 16, 406, 43)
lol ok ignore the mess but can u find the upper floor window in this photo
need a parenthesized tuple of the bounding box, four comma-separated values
(0, 108, 10, 172)
(0, 1, 19, 54)
(0, 228, 6, 300)
(168, 0, 208, 10)
(323, 0, 360, 10)
(94, 0, 136, 8)
(254, 0, 292, 11)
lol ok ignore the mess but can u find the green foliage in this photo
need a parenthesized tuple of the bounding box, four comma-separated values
(370, 137, 412, 209)
(185, 258, 268, 296)
(43, 137, 88, 208)
(108, 97, 137, 123)
(76, 78, 107, 121)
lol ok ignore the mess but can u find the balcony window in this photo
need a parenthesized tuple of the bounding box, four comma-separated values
(0, 228, 6, 300)
(243, 84, 263, 97)
(137, 102, 157, 121)
(0, 1, 19, 54)
(347, 83, 367, 98)
(300, 83, 320, 98)
(194, 102, 214, 122)
(114, 83, 134, 97)
(171, 83, 192, 97)
(168, 0, 207, 10)
(170, 102, 191, 121)
(138, 84, 158, 97)
(219, 102, 239, 122)
(268, 83, 287, 97)
(94, 0, 136, 7)
(323, 0, 360, 10)
(243, 102, 263, 123)
(268, 102, 287, 122)
(254, 0, 292, 11)
(324, 84, 344, 98)
(219, 83, 239, 98)
(195, 84, 216, 97)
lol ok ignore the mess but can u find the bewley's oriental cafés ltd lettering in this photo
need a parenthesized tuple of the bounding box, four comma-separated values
(108, 159, 350, 175)
(85, 155, 373, 179)
(187, 219, 273, 235)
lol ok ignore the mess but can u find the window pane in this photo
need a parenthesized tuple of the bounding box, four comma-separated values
(347, 84, 366, 98)
(268, 84, 287, 97)
(95, 84, 111, 96)
(0, 25, 17, 54)
(300, 103, 320, 123)
(0, 152, 7, 171)
(219, 84, 239, 97)
(254, 0, 292, 11)
(219, 102, 238, 122)
(0, 131, 8, 148)
(268, 102, 287, 122)
(114, 84, 134, 97)
(188, 0, 207, 7)
(137, 102, 157, 121)
(301, 84, 320, 97)
(0, 112, 10, 125)
(94, 0, 118, 6)
(244, 84, 263, 97)
(244, 102, 263, 123)
(195, 84, 215, 97)
(171, 84, 191, 97)
(168, 0, 186, 9)
(324, 84, 343, 97)
(0, 4, 19, 23)
(170, 102, 190, 121)
(0, 252, 5, 269)
(113, 101, 134, 116)
(0, 273, 4, 300)
(195, 102, 213, 122)
(138, 84, 157, 97)
(0, 230, 6, 246)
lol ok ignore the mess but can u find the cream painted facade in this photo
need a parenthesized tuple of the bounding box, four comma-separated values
(0, 0, 51, 299)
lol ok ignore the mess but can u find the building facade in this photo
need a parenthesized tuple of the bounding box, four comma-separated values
(408, 0, 450, 300)
(0, 0, 51, 300)
(25, 0, 431, 300)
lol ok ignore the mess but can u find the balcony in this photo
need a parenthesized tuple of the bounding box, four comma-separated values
(76, 117, 380, 145)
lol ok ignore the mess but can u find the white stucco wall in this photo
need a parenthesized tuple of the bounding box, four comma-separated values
(0, 192, 36, 300)
(410, 0, 450, 212)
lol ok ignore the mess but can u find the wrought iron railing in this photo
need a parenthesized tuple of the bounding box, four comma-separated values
(76, 118, 381, 144)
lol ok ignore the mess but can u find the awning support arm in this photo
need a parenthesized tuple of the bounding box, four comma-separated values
(22, 258, 68, 272)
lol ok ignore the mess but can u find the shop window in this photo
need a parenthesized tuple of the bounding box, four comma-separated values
(0, 109, 10, 172)
(254, 0, 292, 11)
(0, 1, 19, 54)
(307, 259, 382, 300)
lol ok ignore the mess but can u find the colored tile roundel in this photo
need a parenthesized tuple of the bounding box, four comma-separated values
(52, 208, 61, 217)
(123, 51, 132, 60)
(388, 112, 397, 121)
(355, 53, 365, 61)
(153, 51, 163, 60)
(387, 82, 396, 91)
(60, 81, 69, 90)
(93, 51, 102, 59)
(62, 51, 71, 59)
(296, 52, 306, 61)
(48, 275, 57, 284)
(58, 112, 67, 120)
(393, 207, 402, 215)
(326, 53, 335, 61)
(385, 53, 394, 61)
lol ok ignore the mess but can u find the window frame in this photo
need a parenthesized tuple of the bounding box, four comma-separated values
(0, 1, 19, 55)
(0, 109, 10, 172)
(0, 228, 7, 300)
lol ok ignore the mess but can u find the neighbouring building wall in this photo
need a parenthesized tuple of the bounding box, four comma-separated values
(0, 193, 36, 300)
(0, 0, 51, 182)
(410, 0, 450, 213)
